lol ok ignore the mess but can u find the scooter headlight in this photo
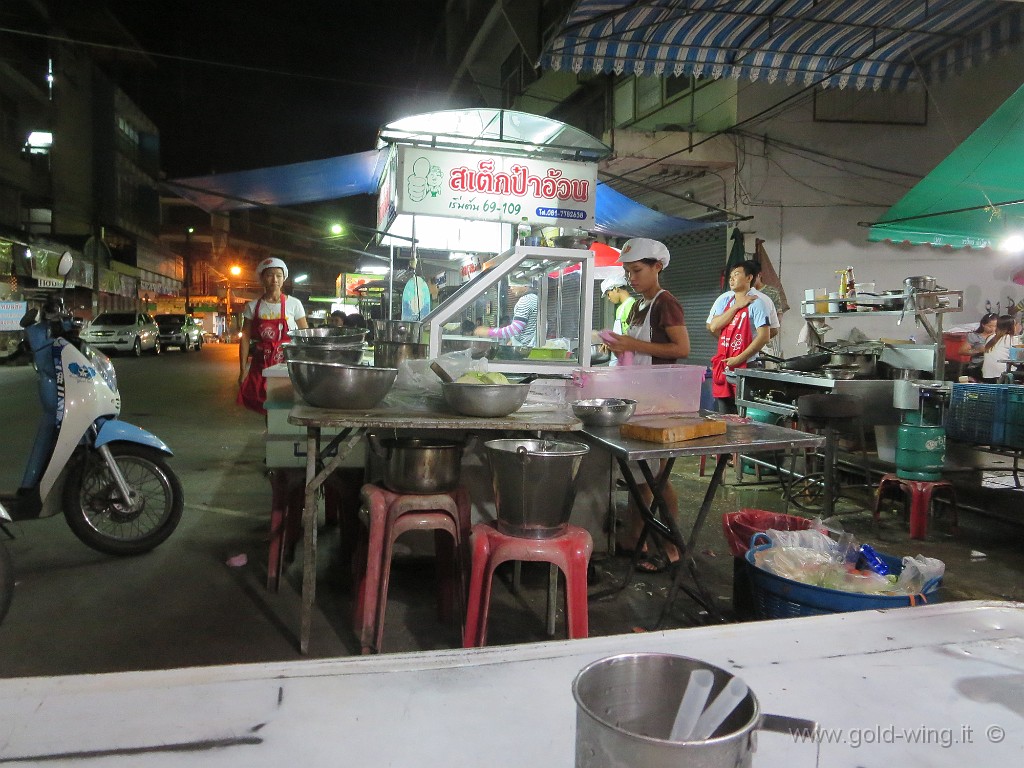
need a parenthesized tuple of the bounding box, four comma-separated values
(86, 345, 118, 393)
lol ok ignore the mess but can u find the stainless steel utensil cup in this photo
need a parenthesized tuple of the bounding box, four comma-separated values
(573, 653, 817, 768)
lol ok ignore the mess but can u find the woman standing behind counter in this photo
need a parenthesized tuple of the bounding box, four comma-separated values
(981, 314, 1019, 383)
(962, 312, 997, 380)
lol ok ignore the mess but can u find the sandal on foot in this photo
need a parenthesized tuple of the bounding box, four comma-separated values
(635, 553, 669, 574)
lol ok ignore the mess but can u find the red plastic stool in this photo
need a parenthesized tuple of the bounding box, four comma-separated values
(266, 469, 358, 591)
(873, 473, 959, 540)
(463, 522, 592, 648)
(353, 484, 471, 654)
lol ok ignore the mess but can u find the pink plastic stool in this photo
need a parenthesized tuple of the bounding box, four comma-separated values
(873, 473, 959, 540)
(353, 484, 471, 654)
(266, 470, 357, 592)
(463, 522, 592, 648)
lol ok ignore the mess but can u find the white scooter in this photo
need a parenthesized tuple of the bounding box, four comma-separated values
(0, 253, 183, 608)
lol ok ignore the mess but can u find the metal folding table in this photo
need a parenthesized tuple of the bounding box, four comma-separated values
(580, 417, 825, 624)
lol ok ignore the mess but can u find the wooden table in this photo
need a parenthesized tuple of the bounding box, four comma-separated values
(287, 400, 582, 653)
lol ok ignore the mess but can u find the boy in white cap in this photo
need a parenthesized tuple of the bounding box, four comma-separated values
(603, 237, 690, 572)
(600, 274, 636, 366)
(237, 257, 309, 414)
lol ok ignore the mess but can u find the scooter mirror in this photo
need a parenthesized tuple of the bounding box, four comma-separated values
(57, 251, 73, 277)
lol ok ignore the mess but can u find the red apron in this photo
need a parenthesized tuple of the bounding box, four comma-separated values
(237, 296, 291, 415)
(710, 298, 753, 400)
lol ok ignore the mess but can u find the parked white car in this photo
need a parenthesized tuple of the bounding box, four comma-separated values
(81, 312, 161, 356)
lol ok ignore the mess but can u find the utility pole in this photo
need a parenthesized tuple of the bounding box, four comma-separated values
(184, 227, 194, 314)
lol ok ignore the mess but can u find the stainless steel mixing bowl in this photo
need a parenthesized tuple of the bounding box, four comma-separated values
(441, 381, 531, 417)
(282, 342, 365, 365)
(287, 361, 397, 409)
(288, 327, 367, 346)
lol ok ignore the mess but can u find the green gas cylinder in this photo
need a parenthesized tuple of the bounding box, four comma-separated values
(895, 413, 945, 481)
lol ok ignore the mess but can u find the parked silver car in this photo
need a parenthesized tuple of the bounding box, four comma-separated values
(81, 312, 161, 356)
(155, 313, 204, 352)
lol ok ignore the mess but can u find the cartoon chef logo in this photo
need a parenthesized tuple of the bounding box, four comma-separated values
(407, 157, 443, 202)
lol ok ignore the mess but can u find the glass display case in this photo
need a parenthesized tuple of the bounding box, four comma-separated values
(422, 245, 595, 373)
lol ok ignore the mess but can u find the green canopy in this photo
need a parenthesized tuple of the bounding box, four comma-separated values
(868, 82, 1024, 250)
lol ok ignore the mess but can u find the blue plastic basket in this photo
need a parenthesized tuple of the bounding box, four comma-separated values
(743, 534, 942, 619)
(944, 383, 1006, 444)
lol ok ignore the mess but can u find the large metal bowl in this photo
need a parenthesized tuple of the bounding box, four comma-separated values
(287, 361, 397, 409)
(441, 381, 531, 417)
(289, 327, 368, 346)
(569, 398, 637, 427)
(282, 342, 365, 365)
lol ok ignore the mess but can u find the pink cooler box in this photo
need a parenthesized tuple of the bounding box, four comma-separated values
(570, 364, 705, 415)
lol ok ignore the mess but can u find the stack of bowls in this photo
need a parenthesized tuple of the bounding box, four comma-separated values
(285, 327, 367, 365)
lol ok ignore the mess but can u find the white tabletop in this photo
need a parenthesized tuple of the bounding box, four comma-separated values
(1, 601, 1021, 766)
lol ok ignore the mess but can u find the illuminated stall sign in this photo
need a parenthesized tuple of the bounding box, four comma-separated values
(394, 146, 596, 229)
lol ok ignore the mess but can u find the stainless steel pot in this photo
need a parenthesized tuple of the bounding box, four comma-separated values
(827, 351, 876, 377)
(373, 342, 427, 368)
(904, 276, 936, 292)
(372, 319, 424, 343)
(368, 435, 463, 494)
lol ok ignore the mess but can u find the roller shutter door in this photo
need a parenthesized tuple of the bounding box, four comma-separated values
(659, 225, 729, 368)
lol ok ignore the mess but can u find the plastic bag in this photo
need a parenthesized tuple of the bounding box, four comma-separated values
(895, 555, 946, 593)
(394, 349, 487, 395)
(764, 527, 838, 555)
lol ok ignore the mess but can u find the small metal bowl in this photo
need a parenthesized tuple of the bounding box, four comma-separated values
(569, 398, 638, 427)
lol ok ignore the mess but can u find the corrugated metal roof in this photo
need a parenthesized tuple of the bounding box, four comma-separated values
(542, 0, 1023, 90)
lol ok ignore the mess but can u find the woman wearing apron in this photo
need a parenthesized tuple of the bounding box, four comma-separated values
(237, 257, 309, 415)
(603, 238, 690, 572)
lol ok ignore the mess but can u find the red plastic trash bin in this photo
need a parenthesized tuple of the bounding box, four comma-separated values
(722, 509, 814, 620)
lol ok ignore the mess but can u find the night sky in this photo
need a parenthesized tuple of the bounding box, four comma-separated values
(103, 0, 453, 179)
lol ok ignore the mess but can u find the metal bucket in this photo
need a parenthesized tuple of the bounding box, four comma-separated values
(483, 439, 589, 538)
(572, 653, 816, 768)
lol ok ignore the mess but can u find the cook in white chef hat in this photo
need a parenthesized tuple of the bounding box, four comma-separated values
(600, 274, 629, 295)
(618, 237, 670, 269)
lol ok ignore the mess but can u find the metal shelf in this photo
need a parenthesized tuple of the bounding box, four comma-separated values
(801, 290, 963, 380)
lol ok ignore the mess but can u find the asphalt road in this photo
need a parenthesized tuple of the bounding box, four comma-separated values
(0, 342, 349, 678)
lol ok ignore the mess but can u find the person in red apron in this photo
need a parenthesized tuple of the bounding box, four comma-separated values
(237, 257, 308, 415)
(707, 261, 772, 414)
(603, 238, 691, 572)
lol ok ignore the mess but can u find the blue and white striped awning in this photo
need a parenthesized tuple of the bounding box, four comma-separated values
(542, 0, 1024, 91)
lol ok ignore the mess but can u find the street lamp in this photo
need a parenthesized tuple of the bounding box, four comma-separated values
(226, 264, 241, 339)
(184, 227, 195, 314)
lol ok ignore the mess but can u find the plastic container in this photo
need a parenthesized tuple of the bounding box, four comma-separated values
(744, 538, 942, 619)
(571, 364, 704, 416)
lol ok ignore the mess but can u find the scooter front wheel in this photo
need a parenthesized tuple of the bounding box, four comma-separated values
(0, 540, 13, 625)
(62, 444, 184, 556)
